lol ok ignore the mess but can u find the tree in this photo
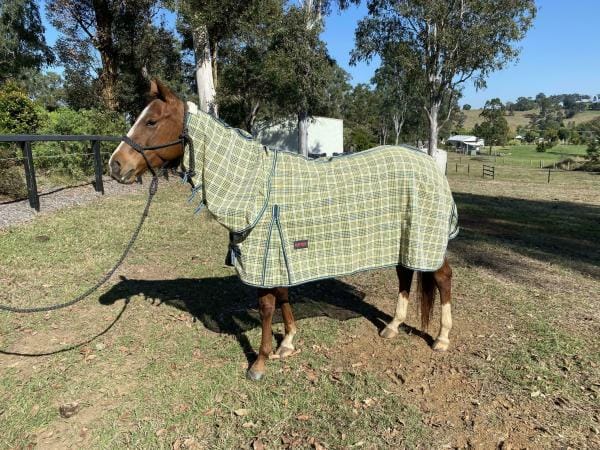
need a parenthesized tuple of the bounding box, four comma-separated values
(474, 98, 509, 153)
(372, 47, 424, 145)
(168, 0, 253, 115)
(19, 70, 65, 111)
(0, 0, 53, 82)
(587, 140, 599, 162)
(47, 0, 188, 114)
(353, 0, 536, 157)
(463, 104, 472, 111)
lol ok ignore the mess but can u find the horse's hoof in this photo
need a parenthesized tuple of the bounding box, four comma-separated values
(380, 326, 398, 339)
(246, 369, 264, 381)
(275, 345, 295, 358)
(432, 339, 449, 352)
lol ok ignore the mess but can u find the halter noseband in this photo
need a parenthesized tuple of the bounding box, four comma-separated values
(119, 118, 195, 183)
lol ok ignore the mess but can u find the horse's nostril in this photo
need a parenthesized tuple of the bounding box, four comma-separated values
(110, 159, 121, 176)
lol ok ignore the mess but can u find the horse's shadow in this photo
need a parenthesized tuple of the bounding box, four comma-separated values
(98, 276, 425, 363)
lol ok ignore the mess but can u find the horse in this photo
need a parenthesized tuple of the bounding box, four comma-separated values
(109, 79, 457, 381)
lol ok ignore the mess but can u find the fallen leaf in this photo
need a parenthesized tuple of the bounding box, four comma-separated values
(242, 421, 255, 428)
(156, 429, 167, 437)
(296, 414, 311, 421)
(234, 408, 249, 417)
(251, 438, 265, 450)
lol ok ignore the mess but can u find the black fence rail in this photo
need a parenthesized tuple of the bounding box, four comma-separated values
(0, 135, 121, 211)
(482, 164, 495, 180)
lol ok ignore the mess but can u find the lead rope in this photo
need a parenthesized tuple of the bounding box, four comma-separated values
(0, 175, 160, 313)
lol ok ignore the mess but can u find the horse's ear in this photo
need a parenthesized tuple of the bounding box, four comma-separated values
(149, 79, 176, 103)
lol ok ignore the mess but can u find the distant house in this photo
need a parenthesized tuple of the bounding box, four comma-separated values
(515, 135, 524, 141)
(255, 117, 344, 157)
(447, 135, 485, 155)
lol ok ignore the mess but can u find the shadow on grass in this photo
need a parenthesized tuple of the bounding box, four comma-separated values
(99, 276, 396, 363)
(452, 192, 600, 279)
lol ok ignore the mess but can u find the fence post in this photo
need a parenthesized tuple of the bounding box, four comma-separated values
(20, 141, 40, 211)
(92, 140, 104, 194)
(455, 163, 458, 172)
(547, 168, 551, 183)
(468, 163, 470, 175)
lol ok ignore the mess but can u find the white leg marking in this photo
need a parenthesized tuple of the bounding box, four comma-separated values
(433, 303, 452, 351)
(380, 290, 409, 338)
(276, 327, 296, 357)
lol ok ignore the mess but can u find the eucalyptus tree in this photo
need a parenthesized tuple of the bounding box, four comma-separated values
(47, 0, 187, 114)
(0, 0, 53, 82)
(372, 48, 423, 145)
(292, 0, 358, 156)
(353, 0, 536, 156)
(474, 97, 509, 152)
(167, 0, 253, 115)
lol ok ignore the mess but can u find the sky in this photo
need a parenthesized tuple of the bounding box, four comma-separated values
(41, 0, 600, 108)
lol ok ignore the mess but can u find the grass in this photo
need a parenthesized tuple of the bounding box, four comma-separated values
(462, 108, 600, 132)
(1, 167, 599, 448)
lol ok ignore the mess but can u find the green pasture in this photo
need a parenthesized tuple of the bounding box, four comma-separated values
(0, 166, 599, 448)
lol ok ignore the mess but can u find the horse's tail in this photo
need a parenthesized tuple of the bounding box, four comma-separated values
(417, 271, 436, 330)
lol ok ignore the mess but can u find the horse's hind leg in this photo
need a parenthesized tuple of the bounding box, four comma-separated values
(247, 288, 276, 381)
(432, 258, 453, 352)
(380, 266, 413, 339)
(274, 287, 297, 358)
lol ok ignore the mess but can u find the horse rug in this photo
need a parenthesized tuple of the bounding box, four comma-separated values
(183, 111, 459, 288)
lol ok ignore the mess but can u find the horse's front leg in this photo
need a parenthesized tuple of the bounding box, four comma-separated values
(274, 287, 297, 358)
(247, 288, 276, 381)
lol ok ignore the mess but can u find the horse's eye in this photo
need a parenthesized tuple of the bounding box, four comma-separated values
(146, 120, 157, 127)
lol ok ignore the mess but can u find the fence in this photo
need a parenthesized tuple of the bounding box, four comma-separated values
(0, 135, 121, 211)
(482, 164, 495, 180)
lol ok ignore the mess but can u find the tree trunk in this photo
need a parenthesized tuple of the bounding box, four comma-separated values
(298, 111, 309, 157)
(192, 23, 217, 116)
(393, 113, 404, 146)
(245, 100, 260, 133)
(92, 0, 118, 110)
(427, 102, 440, 157)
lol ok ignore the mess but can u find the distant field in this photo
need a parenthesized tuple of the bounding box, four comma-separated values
(462, 108, 600, 133)
(466, 144, 589, 167)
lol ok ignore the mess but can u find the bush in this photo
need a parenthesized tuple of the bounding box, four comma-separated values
(35, 108, 127, 178)
(0, 82, 41, 134)
(587, 140, 599, 162)
(0, 165, 28, 199)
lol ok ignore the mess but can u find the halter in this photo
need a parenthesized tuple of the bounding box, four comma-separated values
(119, 112, 196, 184)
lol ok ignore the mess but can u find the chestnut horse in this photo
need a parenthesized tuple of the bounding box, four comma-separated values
(109, 80, 454, 380)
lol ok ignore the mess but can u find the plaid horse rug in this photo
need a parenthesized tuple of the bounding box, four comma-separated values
(183, 111, 459, 288)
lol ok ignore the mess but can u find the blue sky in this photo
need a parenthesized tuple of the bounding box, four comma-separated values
(41, 0, 600, 108)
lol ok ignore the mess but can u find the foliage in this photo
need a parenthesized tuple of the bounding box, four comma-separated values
(463, 104, 472, 111)
(0, 0, 53, 82)
(353, 0, 536, 154)
(473, 98, 510, 147)
(47, 0, 192, 115)
(0, 82, 41, 134)
(587, 140, 599, 162)
(34, 108, 127, 177)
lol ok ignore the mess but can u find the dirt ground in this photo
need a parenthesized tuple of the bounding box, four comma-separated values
(1, 165, 599, 449)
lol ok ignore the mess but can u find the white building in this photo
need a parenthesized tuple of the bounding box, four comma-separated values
(447, 135, 485, 155)
(255, 116, 344, 157)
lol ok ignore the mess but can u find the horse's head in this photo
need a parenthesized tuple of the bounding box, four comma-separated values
(109, 79, 186, 183)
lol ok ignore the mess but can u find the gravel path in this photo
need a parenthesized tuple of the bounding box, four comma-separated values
(0, 177, 150, 230)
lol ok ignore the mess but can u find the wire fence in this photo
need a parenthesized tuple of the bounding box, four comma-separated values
(0, 135, 122, 210)
(446, 153, 599, 186)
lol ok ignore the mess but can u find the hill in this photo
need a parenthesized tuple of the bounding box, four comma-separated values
(462, 108, 600, 133)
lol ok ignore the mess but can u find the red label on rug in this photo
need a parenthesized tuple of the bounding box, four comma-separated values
(294, 240, 309, 249)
